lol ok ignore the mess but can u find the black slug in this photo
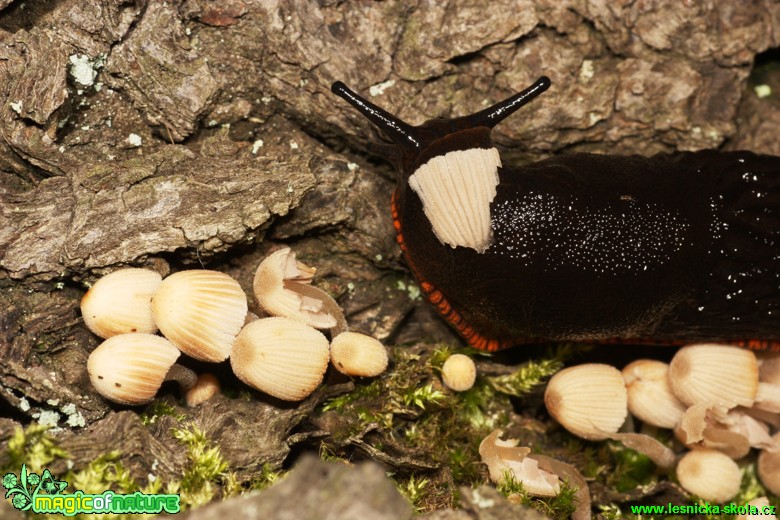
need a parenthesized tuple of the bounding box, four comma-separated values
(331, 77, 780, 352)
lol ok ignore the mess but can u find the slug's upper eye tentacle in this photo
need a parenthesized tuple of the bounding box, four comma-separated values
(463, 76, 551, 129)
(331, 81, 421, 150)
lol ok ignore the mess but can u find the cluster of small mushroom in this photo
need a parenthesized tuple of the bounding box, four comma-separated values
(81, 248, 388, 406)
(540, 344, 780, 504)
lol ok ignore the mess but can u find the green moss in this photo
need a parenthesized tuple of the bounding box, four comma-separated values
(486, 344, 578, 397)
(322, 379, 382, 412)
(140, 401, 185, 426)
(400, 384, 447, 410)
(66, 452, 137, 494)
(396, 474, 431, 513)
(496, 470, 578, 520)
(606, 442, 658, 492)
(3, 424, 69, 474)
(170, 425, 231, 508)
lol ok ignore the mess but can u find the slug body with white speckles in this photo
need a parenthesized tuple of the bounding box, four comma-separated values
(332, 77, 780, 352)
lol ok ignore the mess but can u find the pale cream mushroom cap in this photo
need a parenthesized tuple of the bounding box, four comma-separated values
(676, 448, 742, 503)
(152, 270, 247, 362)
(441, 354, 477, 392)
(622, 359, 686, 429)
(669, 344, 758, 408)
(87, 333, 180, 405)
(757, 432, 780, 496)
(330, 332, 388, 377)
(231, 317, 330, 401)
(81, 268, 162, 338)
(544, 363, 627, 440)
(185, 373, 221, 407)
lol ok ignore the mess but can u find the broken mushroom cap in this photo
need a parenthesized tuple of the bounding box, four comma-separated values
(329, 331, 388, 377)
(81, 268, 162, 338)
(757, 432, 780, 496)
(253, 248, 345, 332)
(668, 344, 759, 408)
(230, 317, 330, 401)
(87, 333, 187, 405)
(151, 270, 248, 362)
(185, 373, 221, 407)
(441, 354, 477, 392)
(674, 402, 764, 460)
(676, 448, 742, 503)
(544, 363, 628, 440)
(479, 429, 561, 497)
(622, 359, 686, 429)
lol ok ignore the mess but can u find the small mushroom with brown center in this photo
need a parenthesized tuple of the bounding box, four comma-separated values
(544, 363, 628, 440)
(441, 353, 477, 392)
(676, 448, 742, 503)
(622, 359, 686, 429)
(151, 270, 248, 362)
(329, 332, 388, 377)
(87, 333, 196, 405)
(81, 268, 162, 338)
(253, 248, 346, 333)
(230, 317, 330, 401)
(669, 344, 758, 408)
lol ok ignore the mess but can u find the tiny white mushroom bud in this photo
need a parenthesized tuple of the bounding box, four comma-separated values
(441, 354, 477, 392)
(330, 332, 388, 377)
(87, 333, 181, 405)
(669, 344, 758, 408)
(676, 449, 742, 503)
(81, 268, 162, 338)
(544, 364, 627, 440)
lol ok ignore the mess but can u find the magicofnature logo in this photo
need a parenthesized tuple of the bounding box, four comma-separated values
(3, 464, 180, 516)
(3, 464, 67, 511)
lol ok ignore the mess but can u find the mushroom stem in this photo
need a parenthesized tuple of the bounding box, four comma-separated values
(164, 363, 198, 390)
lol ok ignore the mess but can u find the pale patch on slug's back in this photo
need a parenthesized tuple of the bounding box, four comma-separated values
(408, 148, 501, 252)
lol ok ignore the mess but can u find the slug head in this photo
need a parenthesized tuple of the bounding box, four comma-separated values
(331, 77, 551, 177)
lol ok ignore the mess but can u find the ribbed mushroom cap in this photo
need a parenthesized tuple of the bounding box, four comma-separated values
(676, 449, 742, 503)
(622, 359, 686, 429)
(544, 364, 627, 440)
(81, 268, 162, 338)
(152, 270, 247, 362)
(87, 333, 180, 405)
(669, 344, 758, 408)
(231, 317, 330, 401)
(330, 332, 388, 377)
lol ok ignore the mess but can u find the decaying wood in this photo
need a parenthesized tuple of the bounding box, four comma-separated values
(1, 0, 780, 515)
